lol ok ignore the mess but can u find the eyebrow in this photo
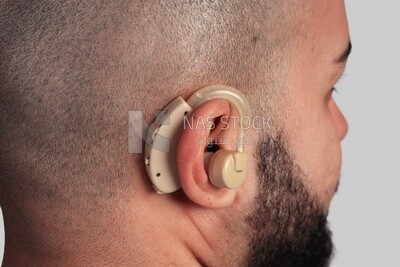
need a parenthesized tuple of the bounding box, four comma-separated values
(336, 41, 352, 64)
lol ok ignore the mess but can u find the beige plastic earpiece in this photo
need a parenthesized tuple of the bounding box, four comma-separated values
(144, 85, 250, 194)
(208, 150, 248, 189)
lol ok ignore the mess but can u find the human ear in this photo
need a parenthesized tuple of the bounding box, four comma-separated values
(144, 85, 249, 200)
(176, 99, 242, 208)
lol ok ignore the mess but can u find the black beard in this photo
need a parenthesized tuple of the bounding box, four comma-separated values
(245, 134, 333, 267)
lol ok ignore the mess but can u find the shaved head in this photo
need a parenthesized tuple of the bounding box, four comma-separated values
(0, 0, 353, 265)
(0, 0, 310, 207)
(0, 1, 331, 264)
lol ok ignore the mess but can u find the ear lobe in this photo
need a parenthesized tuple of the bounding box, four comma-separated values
(176, 99, 237, 208)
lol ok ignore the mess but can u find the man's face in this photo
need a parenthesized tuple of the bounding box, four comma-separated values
(243, 0, 349, 265)
(281, 0, 349, 210)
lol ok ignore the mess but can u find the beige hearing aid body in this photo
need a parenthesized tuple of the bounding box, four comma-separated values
(144, 85, 250, 194)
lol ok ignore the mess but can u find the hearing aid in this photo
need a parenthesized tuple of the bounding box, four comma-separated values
(144, 85, 250, 194)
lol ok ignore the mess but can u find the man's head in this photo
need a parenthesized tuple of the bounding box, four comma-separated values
(0, 0, 349, 266)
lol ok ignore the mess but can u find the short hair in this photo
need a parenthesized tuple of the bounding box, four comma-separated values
(0, 1, 311, 213)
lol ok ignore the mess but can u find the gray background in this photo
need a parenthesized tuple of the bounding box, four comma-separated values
(328, 0, 400, 266)
(1, 0, 399, 265)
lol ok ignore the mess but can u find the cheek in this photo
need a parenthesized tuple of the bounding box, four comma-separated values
(284, 97, 342, 209)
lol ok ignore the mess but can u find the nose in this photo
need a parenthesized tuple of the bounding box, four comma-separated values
(329, 99, 348, 141)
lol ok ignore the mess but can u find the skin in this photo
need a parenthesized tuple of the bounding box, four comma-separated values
(175, 1, 349, 264)
(178, 0, 350, 264)
(283, 0, 349, 210)
(0, 0, 350, 266)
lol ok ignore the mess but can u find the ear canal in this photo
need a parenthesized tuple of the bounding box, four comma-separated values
(207, 150, 248, 189)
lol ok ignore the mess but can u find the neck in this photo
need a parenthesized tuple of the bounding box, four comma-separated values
(3, 235, 202, 267)
(1, 195, 214, 266)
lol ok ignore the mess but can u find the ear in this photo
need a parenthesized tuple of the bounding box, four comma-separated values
(176, 99, 238, 208)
